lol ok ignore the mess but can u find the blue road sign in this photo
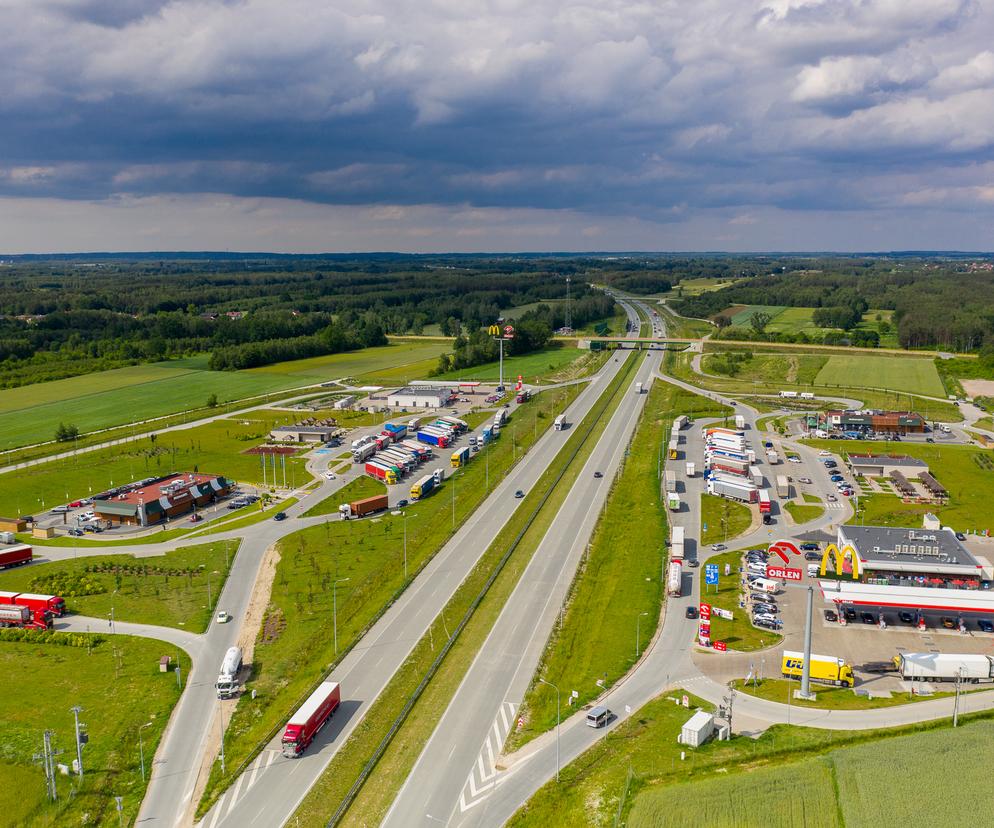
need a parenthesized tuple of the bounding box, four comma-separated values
(705, 564, 719, 585)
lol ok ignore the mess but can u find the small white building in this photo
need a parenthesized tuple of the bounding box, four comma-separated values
(386, 386, 453, 409)
(333, 395, 356, 410)
(679, 711, 715, 747)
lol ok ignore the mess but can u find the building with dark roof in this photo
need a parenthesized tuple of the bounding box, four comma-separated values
(847, 453, 929, 477)
(93, 473, 232, 526)
(838, 525, 982, 587)
(820, 410, 925, 434)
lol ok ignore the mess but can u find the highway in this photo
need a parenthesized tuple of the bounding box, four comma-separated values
(197, 348, 637, 828)
(382, 349, 660, 827)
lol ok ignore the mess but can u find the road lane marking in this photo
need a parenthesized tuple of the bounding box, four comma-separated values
(246, 752, 264, 791)
(206, 793, 227, 828)
(226, 772, 246, 816)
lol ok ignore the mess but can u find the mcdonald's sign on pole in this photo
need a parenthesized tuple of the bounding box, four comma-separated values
(819, 543, 861, 579)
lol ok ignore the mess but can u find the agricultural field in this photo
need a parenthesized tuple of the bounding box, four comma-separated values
(815, 354, 945, 397)
(728, 304, 787, 326)
(507, 383, 729, 750)
(0, 339, 449, 451)
(0, 635, 186, 827)
(807, 438, 994, 534)
(433, 344, 587, 384)
(700, 494, 753, 545)
(702, 351, 828, 385)
(0, 541, 238, 631)
(672, 277, 740, 295)
(628, 717, 994, 828)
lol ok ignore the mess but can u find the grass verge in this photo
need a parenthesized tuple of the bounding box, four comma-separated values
(700, 493, 753, 545)
(301, 477, 384, 518)
(286, 353, 642, 826)
(700, 548, 782, 651)
(785, 500, 824, 523)
(506, 380, 729, 750)
(730, 678, 955, 709)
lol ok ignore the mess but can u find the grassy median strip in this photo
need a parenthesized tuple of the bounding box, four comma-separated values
(195, 380, 584, 818)
(287, 352, 643, 826)
(700, 492, 753, 545)
(507, 381, 730, 750)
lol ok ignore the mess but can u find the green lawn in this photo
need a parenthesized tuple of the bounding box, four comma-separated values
(700, 548, 781, 651)
(807, 438, 994, 534)
(0, 541, 238, 631)
(287, 353, 644, 827)
(700, 493, 753, 544)
(702, 352, 829, 385)
(729, 305, 787, 326)
(0, 635, 186, 827)
(432, 344, 586, 385)
(198, 376, 587, 815)
(301, 476, 384, 517)
(785, 499, 824, 523)
(507, 383, 730, 751)
(815, 354, 945, 397)
(731, 678, 952, 710)
(0, 340, 449, 451)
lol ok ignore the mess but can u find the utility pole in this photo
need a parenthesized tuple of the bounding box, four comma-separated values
(538, 679, 561, 782)
(798, 585, 816, 700)
(70, 705, 85, 778)
(34, 731, 62, 802)
(954, 667, 963, 727)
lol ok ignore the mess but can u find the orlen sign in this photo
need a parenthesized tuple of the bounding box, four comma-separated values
(766, 565, 803, 581)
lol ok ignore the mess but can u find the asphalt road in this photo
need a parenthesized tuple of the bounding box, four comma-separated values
(382, 350, 661, 828)
(197, 351, 635, 828)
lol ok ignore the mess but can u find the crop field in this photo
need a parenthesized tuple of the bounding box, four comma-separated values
(0, 635, 185, 827)
(703, 352, 829, 385)
(0, 340, 449, 451)
(729, 304, 787, 325)
(0, 540, 238, 631)
(815, 354, 945, 396)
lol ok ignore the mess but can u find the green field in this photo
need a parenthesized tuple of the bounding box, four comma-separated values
(700, 548, 780, 651)
(0, 340, 449, 451)
(433, 344, 586, 384)
(700, 493, 753, 544)
(0, 541, 238, 631)
(628, 718, 994, 828)
(0, 635, 185, 827)
(198, 378, 587, 814)
(301, 476, 384, 517)
(785, 498, 824, 523)
(731, 678, 952, 710)
(507, 383, 729, 750)
(815, 354, 945, 396)
(702, 352, 829, 385)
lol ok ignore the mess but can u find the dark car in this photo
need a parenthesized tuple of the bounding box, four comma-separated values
(843, 607, 857, 621)
(685, 606, 698, 619)
(800, 542, 819, 551)
(688, 559, 699, 568)
(514, 490, 525, 498)
(824, 609, 838, 623)
(273, 511, 287, 521)
(68, 528, 84, 537)
(594, 471, 603, 479)
(762, 514, 773, 525)
(941, 616, 956, 629)
(979, 619, 994, 633)
(860, 611, 876, 624)
(956, 532, 967, 541)
(925, 437, 934, 443)
(804, 551, 821, 561)
(754, 617, 782, 631)
(898, 611, 916, 624)
(397, 499, 409, 508)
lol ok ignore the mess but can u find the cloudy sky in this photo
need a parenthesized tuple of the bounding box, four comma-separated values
(1, 0, 992, 252)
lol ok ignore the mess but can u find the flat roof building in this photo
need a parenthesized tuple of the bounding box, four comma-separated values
(821, 410, 926, 434)
(271, 419, 338, 443)
(386, 386, 454, 409)
(848, 453, 929, 477)
(838, 524, 982, 586)
(94, 473, 233, 526)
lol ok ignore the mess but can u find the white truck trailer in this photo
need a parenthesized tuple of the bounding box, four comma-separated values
(667, 492, 681, 512)
(776, 474, 790, 498)
(665, 470, 677, 493)
(734, 414, 746, 430)
(896, 653, 994, 683)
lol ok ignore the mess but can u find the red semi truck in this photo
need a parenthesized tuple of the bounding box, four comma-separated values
(0, 544, 32, 570)
(0, 591, 67, 617)
(338, 494, 390, 520)
(281, 681, 341, 757)
(0, 604, 53, 630)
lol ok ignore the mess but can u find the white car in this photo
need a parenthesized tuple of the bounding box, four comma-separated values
(788, 456, 801, 463)
(215, 611, 231, 624)
(324, 471, 337, 480)
(818, 450, 831, 457)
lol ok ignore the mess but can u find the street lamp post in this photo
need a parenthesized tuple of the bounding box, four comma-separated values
(138, 721, 153, 782)
(333, 578, 350, 655)
(537, 678, 561, 782)
(636, 611, 649, 659)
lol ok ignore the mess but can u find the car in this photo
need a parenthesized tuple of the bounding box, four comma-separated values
(798, 477, 812, 484)
(51, 505, 70, 514)
(824, 609, 838, 623)
(753, 604, 778, 614)
(189, 513, 202, 523)
(941, 616, 956, 629)
(827, 494, 837, 501)
(764, 441, 773, 448)
(956, 532, 967, 541)
(711, 544, 727, 552)
(788, 456, 801, 463)
(800, 542, 819, 551)
(860, 611, 876, 624)
(804, 551, 821, 561)
(273, 511, 287, 521)
(514, 490, 525, 498)
(397, 498, 409, 508)
(925, 437, 934, 443)
(818, 450, 831, 456)
(688, 559, 699, 568)
(841, 489, 853, 497)
(324, 471, 338, 479)
(762, 514, 773, 525)
(843, 607, 857, 621)
(216, 611, 231, 624)
(754, 618, 782, 630)
(746, 553, 767, 561)
(594, 471, 603, 479)
(68, 528, 84, 537)
(68, 500, 84, 508)
(979, 619, 994, 633)
(685, 606, 698, 619)
(830, 474, 844, 481)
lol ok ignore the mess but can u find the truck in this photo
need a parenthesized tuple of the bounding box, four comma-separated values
(776, 474, 790, 499)
(215, 646, 243, 699)
(800, 392, 815, 400)
(438, 416, 468, 432)
(338, 494, 390, 520)
(0, 591, 67, 617)
(373, 434, 392, 450)
(668, 438, 679, 460)
(635, 382, 643, 394)
(781, 651, 854, 687)
(364, 461, 398, 485)
(707, 476, 758, 503)
(400, 440, 430, 460)
(758, 489, 771, 514)
(352, 442, 376, 463)
(408, 417, 423, 430)
(673, 415, 688, 430)
(667, 492, 681, 512)
(554, 414, 566, 431)
(734, 414, 746, 430)
(709, 459, 749, 478)
(766, 449, 779, 464)
(667, 561, 682, 597)
(410, 474, 437, 500)
(778, 391, 798, 399)
(665, 470, 677, 493)
(685, 461, 695, 477)
(750, 466, 763, 487)
(493, 409, 508, 428)
(894, 653, 994, 683)
(383, 423, 408, 440)
(416, 430, 449, 448)
(515, 389, 531, 403)
(481, 427, 494, 444)
(0, 544, 32, 570)
(0, 604, 51, 630)
(670, 526, 685, 562)
(450, 446, 470, 468)
(281, 681, 341, 758)
(705, 427, 744, 439)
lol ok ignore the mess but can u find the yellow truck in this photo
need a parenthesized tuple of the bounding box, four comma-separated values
(781, 651, 854, 687)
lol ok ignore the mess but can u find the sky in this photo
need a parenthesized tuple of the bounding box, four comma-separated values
(1, 0, 993, 253)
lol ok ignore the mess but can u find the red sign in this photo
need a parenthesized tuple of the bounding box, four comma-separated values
(698, 622, 711, 638)
(713, 641, 727, 652)
(699, 602, 712, 621)
(766, 565, 803, 581)
(768, 539, 801, 565)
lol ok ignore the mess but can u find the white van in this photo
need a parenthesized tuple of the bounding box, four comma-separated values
(586, 706, 611, 728)
(751, 577, 780, 594)
(807, 563, 820, 578)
